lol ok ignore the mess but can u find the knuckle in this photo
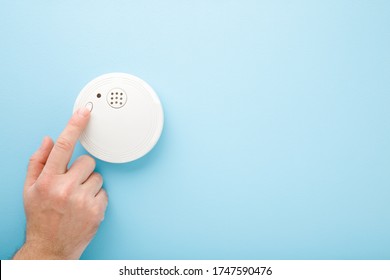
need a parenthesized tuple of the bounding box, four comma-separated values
(65, 175, 79, 188)
(27, 155, 40, 172)
(97, 191, 108, 212)
(55, 136, 73, 153)
(56, 187, 72, 203)
(74, 194, 87, 209)
(35, 173, 54, 192)
(28, 154, 38, 164)
(101, 189, 109, 203)
(28, 151, 44, 168)
(100, 188, 108, 200)
(90, 205, 105, 223)
(92, 172, 103, 185)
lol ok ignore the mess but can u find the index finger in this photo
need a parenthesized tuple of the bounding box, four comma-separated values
(44, 107, 91, 174)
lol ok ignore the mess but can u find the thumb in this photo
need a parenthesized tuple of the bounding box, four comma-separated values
(25, 136, 54, 187)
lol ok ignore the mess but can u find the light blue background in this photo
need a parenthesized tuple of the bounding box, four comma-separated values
(0, 1, 389, 260)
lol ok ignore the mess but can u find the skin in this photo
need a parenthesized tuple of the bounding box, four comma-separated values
(13, 108, 108, 260)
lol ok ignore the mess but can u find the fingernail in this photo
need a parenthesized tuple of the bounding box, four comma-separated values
(78, 107, 90, 117)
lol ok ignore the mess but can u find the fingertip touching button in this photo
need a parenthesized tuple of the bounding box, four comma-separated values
(85, 102, 93, 112)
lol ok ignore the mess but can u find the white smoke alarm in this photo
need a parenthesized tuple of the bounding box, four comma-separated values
(73, 73, 164, 163)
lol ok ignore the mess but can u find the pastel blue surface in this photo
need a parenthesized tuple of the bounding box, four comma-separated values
(0, 1, 389, 260)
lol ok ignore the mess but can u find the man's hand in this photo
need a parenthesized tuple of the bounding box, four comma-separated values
(13, 108, 108, 260)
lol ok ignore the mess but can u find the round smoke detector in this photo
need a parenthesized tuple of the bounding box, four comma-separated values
(73, 73, 164, 163)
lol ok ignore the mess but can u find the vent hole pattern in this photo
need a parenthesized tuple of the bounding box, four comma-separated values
(107, 88, 127, 109)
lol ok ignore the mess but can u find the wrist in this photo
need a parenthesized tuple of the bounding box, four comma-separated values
(13, 240, 68, 260)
